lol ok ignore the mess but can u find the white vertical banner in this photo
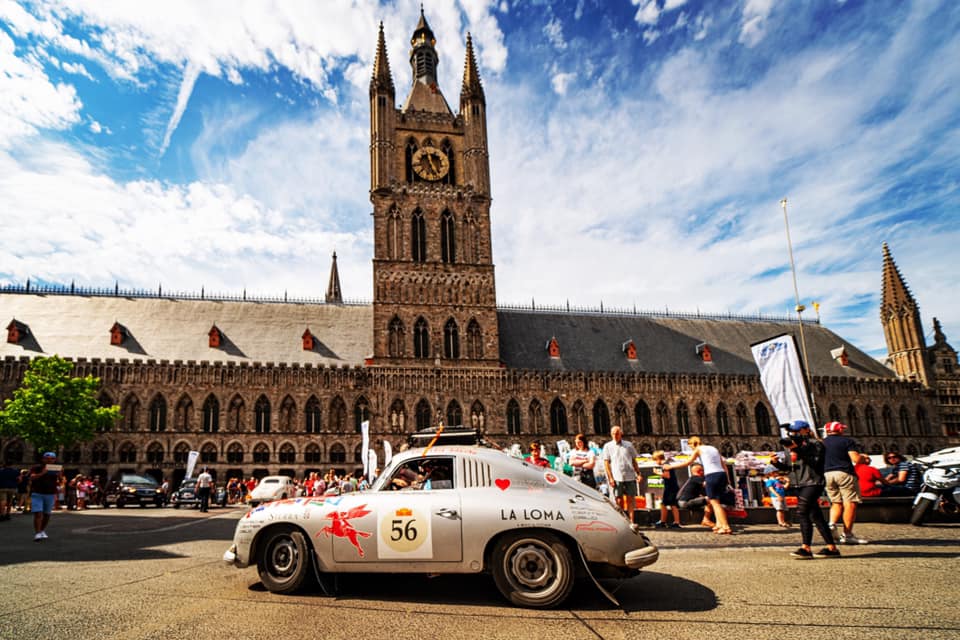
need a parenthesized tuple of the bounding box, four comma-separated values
(185, 451, 199, 479)
(367, 450, 377, 482)
(751, 333, 815, 427)
(360, 420, 370, 476)
(383, 441, 393, 466)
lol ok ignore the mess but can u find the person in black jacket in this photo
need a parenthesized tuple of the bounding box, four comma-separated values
(771, 421, 840, 559)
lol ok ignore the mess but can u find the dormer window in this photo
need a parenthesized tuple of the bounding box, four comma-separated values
(302, 329, 315, 351)
(696, 342, 712, 363)
(546, 336, 561, 359)
(6, 319, 28, 344)
(110, 322, 127, 346)
(208, 325, 222, 348)
(831, 346, 849, 366)
(622, 339, 637, 361)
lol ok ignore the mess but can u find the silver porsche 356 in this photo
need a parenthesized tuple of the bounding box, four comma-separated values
(223, 428, 658, 608)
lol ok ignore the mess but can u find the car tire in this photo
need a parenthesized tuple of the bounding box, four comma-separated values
(257, 527, 312, 594)
(491, 530, 575, 608)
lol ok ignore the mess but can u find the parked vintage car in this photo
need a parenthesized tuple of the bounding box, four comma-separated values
(103, 472, 165, 508)
(247, 475, 295, 507)
(224, 429, 658, 608)
(170, 479, 228, 508)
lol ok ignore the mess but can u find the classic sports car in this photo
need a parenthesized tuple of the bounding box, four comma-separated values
(223, 429, 658, 608)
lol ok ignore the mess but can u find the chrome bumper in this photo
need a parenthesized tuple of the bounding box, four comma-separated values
(624, 544, 659, 569)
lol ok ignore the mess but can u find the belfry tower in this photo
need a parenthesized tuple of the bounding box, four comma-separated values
(368, 12, 500, 368)
(880, 243, 932, 385)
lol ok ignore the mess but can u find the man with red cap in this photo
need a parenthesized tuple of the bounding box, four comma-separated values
(822, 421, 867, 544)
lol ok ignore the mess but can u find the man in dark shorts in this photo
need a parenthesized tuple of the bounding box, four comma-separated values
(29, 452, 62, 541)
(602, 426, 641, 524)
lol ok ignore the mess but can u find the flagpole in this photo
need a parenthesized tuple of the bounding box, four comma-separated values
(780, 197, 818, 426)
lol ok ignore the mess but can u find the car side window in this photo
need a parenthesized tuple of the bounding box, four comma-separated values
(388, 458, 454, 491)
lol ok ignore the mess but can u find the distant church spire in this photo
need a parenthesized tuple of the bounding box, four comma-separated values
(461, 32, 485, 103)
(880, 242, 930, 385)
(370, 21, 394, 97)
(326, 252, 343, 304)
(409, 5, 438, 86)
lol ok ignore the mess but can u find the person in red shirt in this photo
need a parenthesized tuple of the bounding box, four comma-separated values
(525, 441, 551, 468)
(855, 454, 884, 498)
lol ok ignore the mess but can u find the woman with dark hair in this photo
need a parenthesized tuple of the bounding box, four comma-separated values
(569, 434, 597, 488)
(525, 441, 550, 468)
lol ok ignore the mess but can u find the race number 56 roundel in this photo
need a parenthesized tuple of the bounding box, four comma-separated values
(378, 506, 433, 559)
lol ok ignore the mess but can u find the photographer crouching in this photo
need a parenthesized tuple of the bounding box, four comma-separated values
(770, 421, 841, 559)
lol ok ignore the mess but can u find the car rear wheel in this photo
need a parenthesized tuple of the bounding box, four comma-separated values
(257, 528, 312, 594)
(491, 531, 575, 608)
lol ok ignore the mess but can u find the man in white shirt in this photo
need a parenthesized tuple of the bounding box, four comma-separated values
(196, 468, 214, 512)
(602, 426, 641, 523)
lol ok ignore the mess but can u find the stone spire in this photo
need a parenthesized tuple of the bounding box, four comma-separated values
(881, 242, 916, 314)
(461, 32, 485, 103)
(370, 21, 394, 98)
(880, 242, 930, 385)
(326, 252, 343, 304)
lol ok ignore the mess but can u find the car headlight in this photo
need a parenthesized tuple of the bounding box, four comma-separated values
(125, 487, 137, 493)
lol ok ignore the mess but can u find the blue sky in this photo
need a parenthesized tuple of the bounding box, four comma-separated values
(1, 0, 958, 359)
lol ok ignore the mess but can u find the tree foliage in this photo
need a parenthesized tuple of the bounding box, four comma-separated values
(0, 355, 119, 451)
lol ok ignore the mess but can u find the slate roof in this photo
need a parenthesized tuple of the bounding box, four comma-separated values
(496, 309, 895, 379)
(0, 293, 371, 366)
(1, 292, 894, 380)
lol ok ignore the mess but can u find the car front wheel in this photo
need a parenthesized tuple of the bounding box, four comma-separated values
(257, 528, 312, 594)
(491, 531, 575, 608)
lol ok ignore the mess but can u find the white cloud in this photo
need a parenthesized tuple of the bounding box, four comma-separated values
(664, 0, 688, 9)
(159, 61, 200, 156)
(633, 0, 661, 26)
(739, 0, 774, 47)
(643, 28, 661, 46)
(544, 17, 567, 50)
(0, 29, 82, 147)
(550, 70, 575, 95)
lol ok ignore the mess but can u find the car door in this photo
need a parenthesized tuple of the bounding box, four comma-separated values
(329, 457, 462, 564)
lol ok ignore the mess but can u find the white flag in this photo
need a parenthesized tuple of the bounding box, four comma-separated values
(367, 450, 377, 482)
(751, 333, 814, 427)
(383, 441, 393, 466)
(360, 420, 370, 476)
(185, 451, 199, 479)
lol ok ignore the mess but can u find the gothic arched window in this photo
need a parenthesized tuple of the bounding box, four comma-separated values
(572, 400, 587, 433)
(227, 442, 244, 464)
(529, 400, 544, 434)
(635, 400, 653, 436)
(330, 396, 347, 433)
(466, 319, 483, 359)
(865, 405, 877, 436)
(676, 401, 690, 436)
(253, 443, 269, 464)
(388, 316, 406, 357)
(255, 396, 271, 434)
(202, 395, 220, 433)
(119, 442, 137, 464)
(736, 403, 748, 434)
(280, 396, 295, 432)
(149, 395, 167, 432)
(441, 209, 456, 263)
(441, 139, 455, 186)
(146, 442, 164, 465)
(446, 400, 463, 427)
(304, 443, 322, 464)
(354, 396, 370, 433)
(411, 208, 427, 262)
(716, 403, 730, 436)
(550, 398, 568, 435)
(443, 318, 460, 358)
(882, 405, 894, 434)
(387, 205, 401, 259)
(593, 399, 611, 436)
(754, 402, 771, 436)
(405, 138, 418, 183)
(122, 395, 140, 432)
(305, 396, 322, 433)
(899, 405, 911, 436)
(228, 395, 245, 432)
(656, 401, 670, 433)
(507, 399, 522, 435)
(279, 443, 296, 464)
(695, 402, 708, 432)
(414, 317, 430, 359)
(176, 395, 193, 431)
(415, 399, 433, 430)
(330, 443, 346, 464)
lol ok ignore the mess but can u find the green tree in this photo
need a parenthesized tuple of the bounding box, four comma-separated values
(0, 355, 119, 451)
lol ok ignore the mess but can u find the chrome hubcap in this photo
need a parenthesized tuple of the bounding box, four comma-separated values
(509, 543, 554, 589)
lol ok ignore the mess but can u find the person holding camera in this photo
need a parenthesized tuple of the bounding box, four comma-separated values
(770, 421, 840, 559)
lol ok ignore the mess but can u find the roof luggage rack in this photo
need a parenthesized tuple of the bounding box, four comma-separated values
(407, 426, 482, 447)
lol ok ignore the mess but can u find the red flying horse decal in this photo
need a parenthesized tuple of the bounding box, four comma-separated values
(319, 504, 372, 557)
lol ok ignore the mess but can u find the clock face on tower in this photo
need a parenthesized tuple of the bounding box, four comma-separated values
(411, 146, 450, 181)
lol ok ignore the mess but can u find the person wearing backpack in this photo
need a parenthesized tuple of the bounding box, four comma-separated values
(771, 421, 840, 559)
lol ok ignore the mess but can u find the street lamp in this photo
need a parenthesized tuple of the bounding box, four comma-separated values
(780, 197, 818, 424)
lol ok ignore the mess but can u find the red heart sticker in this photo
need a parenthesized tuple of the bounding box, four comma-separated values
(495, 478, 510, 491)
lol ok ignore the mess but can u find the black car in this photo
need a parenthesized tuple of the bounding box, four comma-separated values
(103, 473, 164, 508)
(171, 479, 228, 509)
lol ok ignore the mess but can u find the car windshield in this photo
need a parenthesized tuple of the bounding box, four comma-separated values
(121, 474, 158, 486)
(180, 480, 197, 488)
(262, 478, 279, 484)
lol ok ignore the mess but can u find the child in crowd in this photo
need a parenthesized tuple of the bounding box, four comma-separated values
(652, 451, 681, 529)
(764, 465, 789, 527)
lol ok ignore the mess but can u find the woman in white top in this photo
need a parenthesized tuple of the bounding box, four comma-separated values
(568, 433, 597, 489)
(677, 436, 732, 534)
